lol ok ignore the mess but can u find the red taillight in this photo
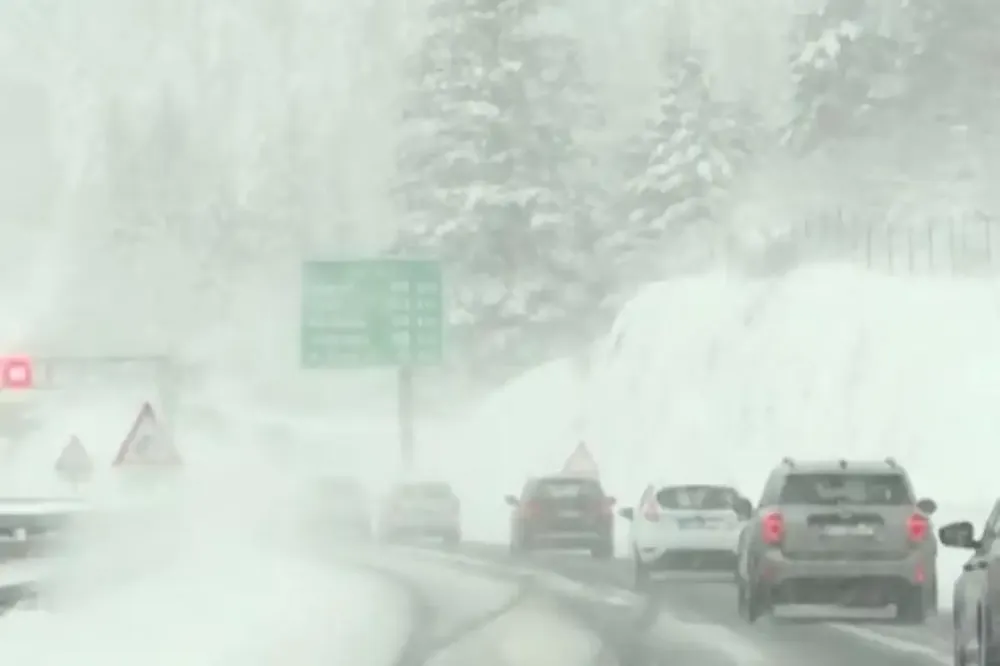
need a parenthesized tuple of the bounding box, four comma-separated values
(642, 497, 659, 522)
(907, 512, 928, 542)
(521, 500, 540, 519)
(761, 510, 784, 545)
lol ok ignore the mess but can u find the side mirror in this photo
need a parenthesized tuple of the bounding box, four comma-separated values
(617, 507, 634, 521)
(939, 521, 977, 549)
(732, 497, 753, 521)
(504, 495, 519, 507)
(916, 498, 937, 515)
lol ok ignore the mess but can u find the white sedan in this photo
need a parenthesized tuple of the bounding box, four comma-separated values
(619, 483, 750, 589)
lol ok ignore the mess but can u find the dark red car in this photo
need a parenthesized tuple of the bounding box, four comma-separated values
(506, 475, 615, 558)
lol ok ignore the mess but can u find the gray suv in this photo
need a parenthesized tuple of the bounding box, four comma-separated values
(734, 458, 938, 623)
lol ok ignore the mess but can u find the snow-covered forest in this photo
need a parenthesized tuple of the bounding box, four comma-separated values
(0, 0, 996, 382)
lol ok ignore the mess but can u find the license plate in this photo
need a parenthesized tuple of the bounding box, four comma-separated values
(822, 524, 875, 537)
(678, 518, 704, 529)
(558, 509, 582, 519)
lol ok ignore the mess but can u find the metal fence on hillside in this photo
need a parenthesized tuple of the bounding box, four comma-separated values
(790, 214, 1000, 274)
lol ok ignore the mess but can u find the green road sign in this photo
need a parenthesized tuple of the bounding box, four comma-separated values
(300, 259, 444, 368)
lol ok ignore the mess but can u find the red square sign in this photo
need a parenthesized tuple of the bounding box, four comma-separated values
(1, 357, 33, 389)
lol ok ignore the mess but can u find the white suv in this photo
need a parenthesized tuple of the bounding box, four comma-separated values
(620, 483, 748, 589)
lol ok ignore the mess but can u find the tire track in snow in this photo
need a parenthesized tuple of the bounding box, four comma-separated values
(353, 560, 531, 666)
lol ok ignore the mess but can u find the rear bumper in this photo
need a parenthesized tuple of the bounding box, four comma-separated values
(756, 548, 932, 604)
(383, 516, 460, 536)
(636, 527, 741, 562)
(520, 522, 612, 549)
(645, 549, 737, 572)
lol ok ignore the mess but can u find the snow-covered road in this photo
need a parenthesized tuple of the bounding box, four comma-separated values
(0, 548, 410, 666)
(0, 534, 970, 666)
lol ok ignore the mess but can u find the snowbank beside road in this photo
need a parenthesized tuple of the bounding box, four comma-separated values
(582, 266, 1000, 506)
(0, 550, 407, 666)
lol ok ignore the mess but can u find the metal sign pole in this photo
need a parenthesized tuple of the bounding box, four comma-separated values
(398, 365, 414, 469)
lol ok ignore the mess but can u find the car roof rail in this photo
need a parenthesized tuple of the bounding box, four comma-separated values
(781, 457, 795, 467)
(838, 459, 848, 469)
(885, 457, 898, 468)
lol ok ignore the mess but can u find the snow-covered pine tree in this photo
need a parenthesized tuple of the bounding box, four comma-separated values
(901, 0, 1000, 137)
(784, 0, 913, 154)
(496, 0, 613, 357)
(395, 0, 607, 374)
(612, 55, 750, 287)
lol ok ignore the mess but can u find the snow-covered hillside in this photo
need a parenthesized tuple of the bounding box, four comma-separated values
(456, 265, 1000, 601)
(581, 265, 1000, 506)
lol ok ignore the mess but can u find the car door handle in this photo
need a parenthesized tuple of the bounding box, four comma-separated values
(964, 559, 989, 571)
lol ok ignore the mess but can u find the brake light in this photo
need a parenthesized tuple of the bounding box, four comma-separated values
(907, 512, 928, 542)
(641, 496, 659, 522)
(521, 500, 540, 519)
(761, 510, 784, 545)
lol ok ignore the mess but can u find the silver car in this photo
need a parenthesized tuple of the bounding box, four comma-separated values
(734, 458, 937, 623)
(938, 499, 1000, 666)
(379, 481, 461, 545)
(311, 476, 372, 540)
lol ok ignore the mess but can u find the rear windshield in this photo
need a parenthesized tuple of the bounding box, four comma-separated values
(533, 479, 603, 500)
(398, 483, 453, 499)
(656, 485, 738, 510)
(779, 473, 912, 506)
(322, 479, 364, 499)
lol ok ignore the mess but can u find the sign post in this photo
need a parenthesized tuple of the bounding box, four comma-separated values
(398, 366, 415, 468)
(54, 435, 93, 492)
(300, 259, 444, 469)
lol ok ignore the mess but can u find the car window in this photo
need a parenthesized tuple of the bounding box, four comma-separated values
(981, 499, 1000, 542)
(656, 485, 737, 510)
(533, 479, 603, 500)
(398, 483, 453, 500)
(321, 479, 364, 500)
(779, 473, 912, 506)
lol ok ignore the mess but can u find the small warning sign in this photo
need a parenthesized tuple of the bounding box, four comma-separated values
(561, 442, 600, 479)
(55, 435, 93, 483)
(111, 402, 182, 467)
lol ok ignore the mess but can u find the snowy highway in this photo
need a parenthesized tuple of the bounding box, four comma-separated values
(0, 536, 958, 666)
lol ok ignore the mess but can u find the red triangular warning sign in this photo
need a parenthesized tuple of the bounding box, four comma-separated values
(561, 442, 599, 479)
(55, 435, 93, 482)
(111, 402, 182, 467)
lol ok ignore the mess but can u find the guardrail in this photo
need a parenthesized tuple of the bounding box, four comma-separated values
(0, 498, 89, 612)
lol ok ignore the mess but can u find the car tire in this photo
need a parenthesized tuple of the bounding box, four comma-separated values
(510, 532, 531, 557)
(633, 551, 652, 591)
(976, 604, 1000, 666)
(895, 584, 927, 624)
(953, 621, 967, 666)
(738, 574, 771, 624)
(591, 541, 613, 559)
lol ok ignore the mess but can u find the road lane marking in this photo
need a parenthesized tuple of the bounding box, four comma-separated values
(828, 623, 950, 665)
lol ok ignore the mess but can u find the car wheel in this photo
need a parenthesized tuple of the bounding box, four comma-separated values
(633, 551, 651, 591)
(976, 604, 1000, 666)
(953, 623, 966, 666)
(591, 541, 613, 559)
(895, 584, 927, 624)
(510, 533, 530, 557)
(739, 567, 771, 624)
(929, 573, 939, 615)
